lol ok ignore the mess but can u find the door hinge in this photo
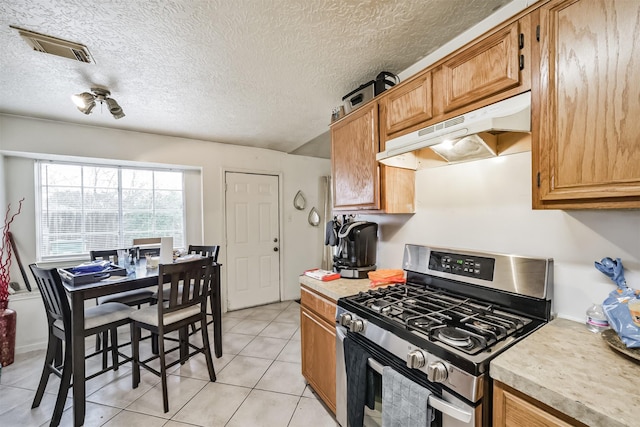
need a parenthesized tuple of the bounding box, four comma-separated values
(537, 172, 541, 188)
(519, 33, 525, 49)
(536, 25, 540, 42)
(519, 54, 525, 70)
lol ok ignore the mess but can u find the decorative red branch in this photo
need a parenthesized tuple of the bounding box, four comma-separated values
(0, 198, 25, 302)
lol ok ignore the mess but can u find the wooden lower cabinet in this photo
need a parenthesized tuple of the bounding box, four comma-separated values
(300, 286, 336, 414)
(493, 381, 588, 427)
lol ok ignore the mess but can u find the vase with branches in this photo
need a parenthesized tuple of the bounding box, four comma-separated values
(0, 197, 24, 367)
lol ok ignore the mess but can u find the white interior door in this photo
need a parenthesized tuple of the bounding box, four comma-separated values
(225, 172, 280, 310)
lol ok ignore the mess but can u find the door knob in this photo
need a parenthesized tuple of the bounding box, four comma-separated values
(273, 238, 278, 242)
(273, 247, 279, 252)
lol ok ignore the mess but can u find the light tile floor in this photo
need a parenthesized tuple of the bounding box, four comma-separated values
(0, 300, 339, 427)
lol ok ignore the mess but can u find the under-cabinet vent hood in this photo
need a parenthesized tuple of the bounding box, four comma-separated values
(377, 91, 531, 170)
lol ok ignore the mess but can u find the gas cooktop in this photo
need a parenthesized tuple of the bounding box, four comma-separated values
(336, 244, 553, 374)
(345, 283, 533, 356)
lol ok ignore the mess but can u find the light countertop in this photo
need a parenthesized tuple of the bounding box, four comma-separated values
(298, 275, 373, 301)
(490, 318, 640, 427)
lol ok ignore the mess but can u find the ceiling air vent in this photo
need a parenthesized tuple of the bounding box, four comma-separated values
(10, 26, 94, 63)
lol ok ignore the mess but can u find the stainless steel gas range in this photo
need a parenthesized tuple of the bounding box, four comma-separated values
(335, 244, 553, 427)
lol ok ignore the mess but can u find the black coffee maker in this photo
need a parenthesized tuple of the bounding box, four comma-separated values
(332, 220, 378, 279)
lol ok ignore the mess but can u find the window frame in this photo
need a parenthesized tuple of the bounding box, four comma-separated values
(35, 159, 187, 262)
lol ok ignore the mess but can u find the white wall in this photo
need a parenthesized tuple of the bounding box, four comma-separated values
(361, 152, 640, 323)
(0, 114, 331, 352)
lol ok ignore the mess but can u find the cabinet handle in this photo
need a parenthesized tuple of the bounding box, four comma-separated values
(519, 33, 524, 49)
(536, 25, 540, 42)
(519, 55, 525, 70)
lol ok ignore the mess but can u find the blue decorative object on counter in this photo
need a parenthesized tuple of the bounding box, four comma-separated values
(595, 257, 640, 348)
(69, 260, 111, 274)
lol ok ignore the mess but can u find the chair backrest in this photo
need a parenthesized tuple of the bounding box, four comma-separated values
(90, 249, 118, 261)
(158, 257, 214, 317)
(133, 237, 162, 246)
(187, 245, 220, 263)
(29, 264, 70, 329)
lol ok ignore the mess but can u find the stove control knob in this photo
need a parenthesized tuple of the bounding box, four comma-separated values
(339, 313, 352, 327)
(350, 319, 365, 332)
(427, 362, 449, 383)
(406, 350, 426, 369)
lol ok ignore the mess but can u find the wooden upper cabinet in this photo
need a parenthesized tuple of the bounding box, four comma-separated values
(533, 0, 640, 208)
(330, 101, 415, 213)
(379, 71, 432, 140)
(331, 102, 380, 210)
(442, 21, 522, 113)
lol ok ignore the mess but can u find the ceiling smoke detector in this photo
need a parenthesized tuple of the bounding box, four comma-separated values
(72, 87, 125, 119)
(11, 25, 93, 63)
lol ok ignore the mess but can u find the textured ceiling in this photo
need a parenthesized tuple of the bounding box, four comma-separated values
(0, 0, 513, 157)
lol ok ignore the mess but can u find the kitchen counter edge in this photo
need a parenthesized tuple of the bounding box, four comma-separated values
(490, 318, 640, 427)
(299, 275, 371, 301)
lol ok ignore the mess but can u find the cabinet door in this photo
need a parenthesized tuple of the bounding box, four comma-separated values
(300, 306, 336, 413)
(493, 381, 586, 427)
(331, 102, 380, 210)
(380, 71, 432, 139)
(534, 0, 640, 208)
(442, 21, 521, 112)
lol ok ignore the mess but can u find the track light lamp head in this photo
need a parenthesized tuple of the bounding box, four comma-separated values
(105, 97, 125, 119)
(71, 87, 125, 119)
(71, 92, 96, 114)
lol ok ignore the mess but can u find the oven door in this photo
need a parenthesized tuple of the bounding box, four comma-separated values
(336, 326, 479, 427)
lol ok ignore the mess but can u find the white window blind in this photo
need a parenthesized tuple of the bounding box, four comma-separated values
(36, 160, 185, 261)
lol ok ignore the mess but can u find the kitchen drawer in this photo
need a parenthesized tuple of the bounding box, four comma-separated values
(300, 286, 336, 324)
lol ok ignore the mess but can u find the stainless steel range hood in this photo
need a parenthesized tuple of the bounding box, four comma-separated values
(376, 91, 531, 170)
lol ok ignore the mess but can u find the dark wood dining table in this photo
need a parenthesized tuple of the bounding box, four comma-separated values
(61, 260, 222, 426)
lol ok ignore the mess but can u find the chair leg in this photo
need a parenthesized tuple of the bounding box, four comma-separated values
(179, 327, 188, 364)
(32, 335, 59, 408)
(151, 332, 159, 355)
(200, 316, 216, 382)
(50, 339, 72, 427)
(101, 330, 109, 370)
(54, 338, 62, 367)
(111, 327, 119, 371)
(130, 323, 140, 389)
(158, 332, 169, 413)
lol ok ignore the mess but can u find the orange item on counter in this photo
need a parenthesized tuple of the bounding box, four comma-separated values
(368, 269, 406, 288)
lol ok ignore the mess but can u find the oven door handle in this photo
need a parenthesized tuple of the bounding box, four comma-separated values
(367, 358, 473, 424)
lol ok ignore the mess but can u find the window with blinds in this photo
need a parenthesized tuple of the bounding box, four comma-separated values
(36, 161, 185, 261)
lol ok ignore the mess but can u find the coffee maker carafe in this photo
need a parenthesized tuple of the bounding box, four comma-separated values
(333, 221, 378, 279)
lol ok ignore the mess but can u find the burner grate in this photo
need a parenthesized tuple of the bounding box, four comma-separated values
(348, 283, 532, 354)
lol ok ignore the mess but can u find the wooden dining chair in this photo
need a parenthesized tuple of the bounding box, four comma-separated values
(186, 245, 220, 330)
(129, 257, 216, 413)
(154, 245, 219, 325)
(90, 249, 156, 307)
(29, 264, 133, 427)
(90, 249, 156, 356)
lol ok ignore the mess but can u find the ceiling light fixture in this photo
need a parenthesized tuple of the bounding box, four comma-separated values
(71, 87, 125, 119)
